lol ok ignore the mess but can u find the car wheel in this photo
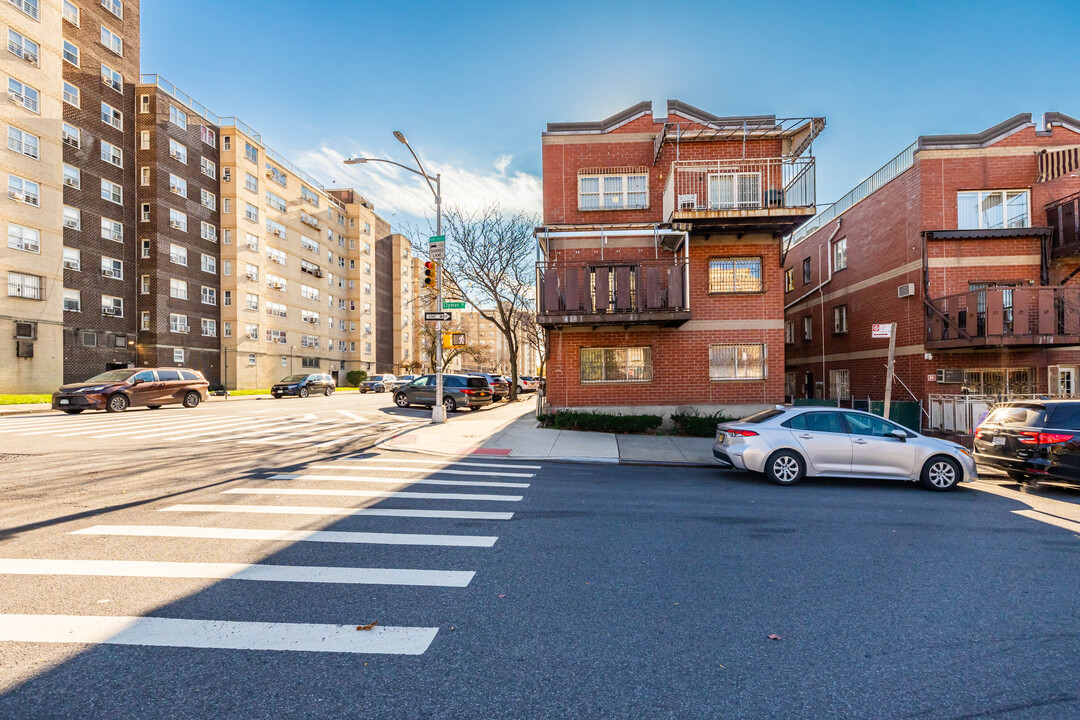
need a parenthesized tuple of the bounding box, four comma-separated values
(765, 450, 805, 486)
(325, 387, 333, 396)
(147, 405, 162, 409)
(1006, 470, 1034, 484)
(920, 456, 960, 491)
(298, 387, 309, 399)
(395, 393, 410, 408)
(63, 409, 83, 415)
(443, 396, 457, 414)
(106, 393, 129, 413)
(182, 391, 201, 409)
(272, 394, 282, 399)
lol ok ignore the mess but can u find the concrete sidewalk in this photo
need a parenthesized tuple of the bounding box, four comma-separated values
(378, 397, 719, 467)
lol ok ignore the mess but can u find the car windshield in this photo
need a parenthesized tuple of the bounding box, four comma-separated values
(369, 376, 384, 381)
(466, 377, 489, 388)
(83, 370, 134, 383)
(280, 375, 308, 382)
(984, 406, 1047, 427)
(1047, 404, 1080, 430)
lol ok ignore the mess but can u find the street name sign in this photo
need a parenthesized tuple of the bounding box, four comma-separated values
(442, 301, 466, 309)
(425, 311, 452, 322)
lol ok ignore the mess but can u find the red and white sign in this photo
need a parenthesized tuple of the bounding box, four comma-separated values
(927, 374, 936, 382)
(872, 323, 893, 339)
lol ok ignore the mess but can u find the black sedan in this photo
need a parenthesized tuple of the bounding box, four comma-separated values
(271, 373, 336, 399)
(973, 400, 1080, 483)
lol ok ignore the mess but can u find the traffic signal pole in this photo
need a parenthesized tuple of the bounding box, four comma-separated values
(432, 173, 445, 424)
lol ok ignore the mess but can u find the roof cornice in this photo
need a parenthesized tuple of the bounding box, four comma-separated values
(665, 100, 776, 129)
(917, 113, 1034, 150)
(544, 102, 653, 135)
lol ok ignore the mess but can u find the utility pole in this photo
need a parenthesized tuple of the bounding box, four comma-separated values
(883, 322, 897, 421)
(432, 174, 445, 423)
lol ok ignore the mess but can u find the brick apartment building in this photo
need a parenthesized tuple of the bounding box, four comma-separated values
(783, 112, 1080, 432)
(538, 100, 823, 416)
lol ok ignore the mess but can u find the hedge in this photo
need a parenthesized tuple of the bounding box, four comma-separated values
(540, 410, 663, 434)
(670, 409, 737, 437)
(345, 370, 368, 387)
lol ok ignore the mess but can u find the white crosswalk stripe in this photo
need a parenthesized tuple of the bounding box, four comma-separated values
(222, 487, 524, 501)
(272, 473, 530, 489)
(162, 504, 515, 520)
(73, 524, 499, 547)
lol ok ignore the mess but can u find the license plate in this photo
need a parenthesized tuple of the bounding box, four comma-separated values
(59, 399, 69, 405)
(992, 436, 1005, 446)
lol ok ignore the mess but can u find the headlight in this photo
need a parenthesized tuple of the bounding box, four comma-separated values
(956, 447, 972, 458)
(76, 386, 108, 394)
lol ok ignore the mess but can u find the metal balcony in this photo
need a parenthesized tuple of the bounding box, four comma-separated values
(925, 286, 1080, 349)
(537, 259, 690, 327)
(1047, 190, 1080, 259)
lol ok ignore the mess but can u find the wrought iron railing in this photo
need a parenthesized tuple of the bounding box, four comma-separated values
(537, 259, 689, 316)
(925, 286, 1080, 344)
(663, 157, 815, 221)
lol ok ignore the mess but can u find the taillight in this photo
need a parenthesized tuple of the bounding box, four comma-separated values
(974, 426, 989, 439)
(1018, 431, 1075, 445)
(726, 429, 759, 437)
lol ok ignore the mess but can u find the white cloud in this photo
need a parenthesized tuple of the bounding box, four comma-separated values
(292, 145, 542, 232)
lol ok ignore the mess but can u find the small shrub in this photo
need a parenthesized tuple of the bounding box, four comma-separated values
(670, 409, 737, 437)
(345, 370, 368, 387)
(540, 410, 662, 434)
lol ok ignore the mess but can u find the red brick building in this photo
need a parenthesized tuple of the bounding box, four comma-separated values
(782, 112, 1080, 433)
(538, 101, 824, 416)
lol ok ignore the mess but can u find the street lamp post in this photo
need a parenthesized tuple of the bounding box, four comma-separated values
(346, 133, 446, 423)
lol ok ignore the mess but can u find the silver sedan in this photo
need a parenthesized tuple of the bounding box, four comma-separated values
(712, 406, 977, 490)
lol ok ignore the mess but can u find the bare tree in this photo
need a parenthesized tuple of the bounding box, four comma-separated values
(519, 307, 548, 378)
(416, 316, 472, 373)
(415, 205, 538, 400)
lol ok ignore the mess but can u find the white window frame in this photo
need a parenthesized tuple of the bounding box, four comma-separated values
(100, 140, 122, 167)
(100, 217, 122, 242)
(100, 26, 123, 56)
(64, 288, 81, 312)
(169, 105, 187, 130)
(709, 343, 767, 381)
(579, 347, 653, 383)
(63, 164, 80, 188)
(169, 278, 188, 300)
(100, 178, 123, 205)
(101, 102, 122, 130)
(957, 189, 1031, 230)
(833, 237, 848, 271)
(8, 223, 40, 253)
(100, 63, 123, 93)
(63, 247, 81, 271)
(7, 78, 39, 113)
(169, 244, 188, 266)
(829, 369, 851, 400)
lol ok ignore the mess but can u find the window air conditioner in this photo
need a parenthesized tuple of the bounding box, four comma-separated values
(897, 283, 915, 298)
(936, 368, 964, 384)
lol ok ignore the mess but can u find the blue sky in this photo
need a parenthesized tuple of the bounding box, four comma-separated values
(142, 0, 1080, 232)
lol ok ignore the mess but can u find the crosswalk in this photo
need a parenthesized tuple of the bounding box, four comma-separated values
(0, 453, 542, 657)
(0, 409, 421, 449)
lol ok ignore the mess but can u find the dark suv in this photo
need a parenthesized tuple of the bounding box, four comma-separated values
(973, 400, 1080, 483)
(394, 374, 493, 413)
(468, 373, 508, 401)
(271, 373, 336, 398)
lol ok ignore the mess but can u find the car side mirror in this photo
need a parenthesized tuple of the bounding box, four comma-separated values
(888, 429, 907, 442)
(131, 378, 143, 385)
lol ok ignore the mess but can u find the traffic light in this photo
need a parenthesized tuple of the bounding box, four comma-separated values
(442, 332, 465, 349)
(423, 261, 438, 288)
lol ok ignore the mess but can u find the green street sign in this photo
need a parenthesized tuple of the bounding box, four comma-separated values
(429, 235, 445, 243)
(442, 301, 466, 309)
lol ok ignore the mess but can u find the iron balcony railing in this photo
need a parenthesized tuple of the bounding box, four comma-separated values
(1047, 189, 1080, 257)
(537, 259, 689, 317)
(925, 286, 1080, 347)
(663, 156, 815, 221)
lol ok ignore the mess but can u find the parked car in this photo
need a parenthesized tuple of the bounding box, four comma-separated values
(51, 368, 209, 414)
(391, 375, 418, 390)
(359, 374, 396, 393)
(712, 406, 977, 490)
(517, 376, 539, 393)
(973, 400, 1080, 483)
(394, 374, 493, 413)
(271, 373, 336, 399)
(469, 373, 508, 401)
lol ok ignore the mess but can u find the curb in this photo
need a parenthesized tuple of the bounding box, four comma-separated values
(374, 441, 718, 468)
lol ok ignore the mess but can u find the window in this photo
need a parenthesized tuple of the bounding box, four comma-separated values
(101, 0, 122, 18)
(140, 311, 150, 331)
(169, 244, 188, 266)
(169, 105, 187, 130)
(266, 329, 287, 344)
(8, 78, 39, 113)
(803, 257, 812, 285)
(833, 237, 847, 271)
(301, 235, 319, 254)
(223, 289, 232, 304)
(141, 203, 151, 222)
(8, 175, 39, 206)
(61, 123, 80, 148)
(140, 130, 149, 149)
(139, 94, 149, 113)
(169, 278, 188, 300)
(62, 40, 78, 66)
(245, 234, 258, 252)
(785, 320, 795, 345)
(140, 167, 150, 186)
(201, 286, 217, 305)
(170, 313, 188, 333)
(100, 63, 122, 93)
(784, 268, 795, 292)
(169, 139, 187, 164)
(81, 331, 97, 347)
(223, 198, 231, 214)
(63, 247, 81, 271)
(833, 305, 848, 334)
(786, 412, 845, 434)
(101, 295, 123, 316)
(245, 264, 258, 281)
(169, 209, 188, 232)
(8, 30, 39, 65)
(708, 257, 762, 293)
(139, 275, 149, 294)
(301, 284, 319, 300)
(200, 126, 216, 147)
(244, 173, 258, 192)
(223, 136, 232, 151)
(245, 293, 258, 311)
(266, 191, 286, 212)
(63, 206, 81, 230)
(201, 189, 216, 210)
(578, 171, 648, 211)
(266, 301, 286, 317)
(100, 141, 122, 167)
(267, 247, 287, 265)
(830, 370, 851, 400)
(266, 273, 287, 291)
(101, 179, 122, 205)
(7, 271, 41, 299)
(244, 142, 258, 163)
(64, 289, 81, 312)
(100, 256, 122, 280)
(223, 322, 232, 337)
(957, 190, 1030, 230)
(100, 26, 123, 55)
(200, 156, 216, 179)
(245, 203, 258, 223)
(803, 315, 813, 341)
(222, 229, 231, 244)
(101, 217, 122, 242)
(200, 222, 217, 242)
(63, 82, 79, 107)
(63, 164, 80, 188)
(266, 164, 287, 186)
(580, 347, 652, 383)
(709, 344, 766, 380)
(301, 185, 319, 206)
(141, 239, 151, 258)
(707, 172, 761, 209)
(101, 102, 122, 130)
(201, 318, 217, 337)
(266, 218, 286, 239)
(201, 254, 216, 274)
(63, 0, 78, 23)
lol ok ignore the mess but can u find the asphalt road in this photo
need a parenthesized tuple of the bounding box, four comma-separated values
(1, 432, 1079, 719)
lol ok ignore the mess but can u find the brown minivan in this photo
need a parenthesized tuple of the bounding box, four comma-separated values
(51, 368, 210, 414)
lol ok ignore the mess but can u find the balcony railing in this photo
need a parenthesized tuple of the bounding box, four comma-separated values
(1047, 190, 1080, 258)
(925, 286, 1080, 349)
(663, 156, 815, 224)
(537, 259, 690, 326)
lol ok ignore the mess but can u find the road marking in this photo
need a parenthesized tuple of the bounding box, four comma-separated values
(0, 558, 475, 587)
(72, 524, 498, 547)
(320, 464, 534, 478)
(1013, 509, 1080, 534)
(162, 504, 515, 520)
(144, 418, 278, 441)
(197, 417, 310, 442)
(280, 472, 530, 489)
(241, 424, 362, 446)
(0, 615, 439, 655)
(236, 419, 341, 444)
(336, 410, 366, 421)
(91, 417, 268, 440)
(312, 434, 364, 448)
(340, 457, 542, 470)
(20, 415, 206, 437)
(222, 487, 523, 502)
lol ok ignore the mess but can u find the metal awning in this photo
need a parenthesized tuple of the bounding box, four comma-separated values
(1037, 146, 1080, 182)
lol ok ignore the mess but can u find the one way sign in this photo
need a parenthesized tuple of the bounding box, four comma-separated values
(424, 311, 452, 322)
